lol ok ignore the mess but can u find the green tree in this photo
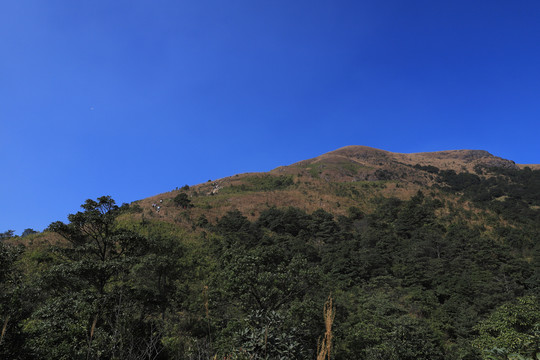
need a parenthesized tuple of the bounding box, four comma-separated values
(222, 245, 318, 313)
(24, 196, 156, 359)
(473, 296, 540, 359)
(173, 192, 191, 209)
(48, 196, 147, 293)
(0, 230, 15, 240)
(0, 242, 25, 358)
(21, 228, 38, 238)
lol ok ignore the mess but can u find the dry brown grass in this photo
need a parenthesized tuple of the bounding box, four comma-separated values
(129, 174, 441, 230)
(1, 315, 9, 345)
(317, 296, 335, 360)
(89, 314, 98, 341)
(5, 231, 66, 249)
(518, 164, 540, 170)
(111, 145, 538, 237)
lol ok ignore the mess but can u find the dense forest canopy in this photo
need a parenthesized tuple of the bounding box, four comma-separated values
(1, 166, 539, 359)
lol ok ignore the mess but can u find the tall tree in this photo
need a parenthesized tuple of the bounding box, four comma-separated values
(24, 197, 154, 359)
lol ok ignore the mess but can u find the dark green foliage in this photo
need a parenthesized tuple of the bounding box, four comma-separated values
(374, 169, 395, 180)
(318, 192, 537, 358)
(437, 167, 540, 226)
(19, 196, 188, 359)
(233, 310, 308, 359)
(331, 183, 361, 198)
(335, 283, 446, 360)
(414, 164, 440, 174)
(173, 192, 192, 208)
(210, 216, 322, 358)
(0, 242, 21, 284)
(0, 229, 15, 240)
(221, 246, 318, 312)
(196, 214, 209, 228)
(47, 196, 148, 293)
(0, 242, 30, 358)
(216, 209, 252, 234)
(125, 203, 143, 213)
(347, 206, 364, 220)
(257, 207, 311, 237)
(242, 175, 294, 192)
(438, 170, 481, 191)
(21, 229, 38, 237)
(222, 175, 294, 194)
(473, 296, 540, 359)
(2, 180, 538, 359)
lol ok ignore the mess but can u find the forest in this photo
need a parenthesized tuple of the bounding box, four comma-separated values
(0, 167, 539, 360)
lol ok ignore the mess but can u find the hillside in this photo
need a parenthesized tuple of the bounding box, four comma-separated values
(131, 146, 534, 227)
(1, 145, 539, 360)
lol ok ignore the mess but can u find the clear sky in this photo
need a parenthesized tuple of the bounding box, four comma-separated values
(2, 1, 540, 234)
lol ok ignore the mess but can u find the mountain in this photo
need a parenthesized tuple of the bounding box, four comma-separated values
(2, 146, 539, 359)
(133, 145, 536, 226)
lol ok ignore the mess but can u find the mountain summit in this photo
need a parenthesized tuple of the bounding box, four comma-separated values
(271, 146, 519, 183)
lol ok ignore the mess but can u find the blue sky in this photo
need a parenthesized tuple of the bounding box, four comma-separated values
(1, 1, 540, 233)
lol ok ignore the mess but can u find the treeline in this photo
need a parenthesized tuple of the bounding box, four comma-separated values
(1, 191, 539, 359)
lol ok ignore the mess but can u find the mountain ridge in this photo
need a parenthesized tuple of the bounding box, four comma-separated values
(280, 145, 519, 172)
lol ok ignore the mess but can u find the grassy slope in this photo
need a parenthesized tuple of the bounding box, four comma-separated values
(124, 146, 532, 233)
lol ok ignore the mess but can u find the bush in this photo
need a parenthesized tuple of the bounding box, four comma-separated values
(174, 193, 192, 208)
